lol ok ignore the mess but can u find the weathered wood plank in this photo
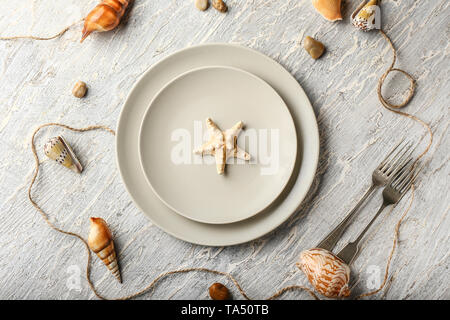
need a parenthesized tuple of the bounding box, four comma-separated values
(0, 0, 448, 299)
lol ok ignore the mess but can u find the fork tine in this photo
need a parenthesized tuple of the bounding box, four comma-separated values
(399, 163, 424, 194)
(381, 141, 408, 172)
(396, 165, 414, 191)
(378, 138, 406, 170)
(386, 141, 418, 177)
(395, 164, 421, 203)
(385, 141, 414, 176)
(399, 175, 414, 194)
(397, 144, 417, 169)
(392, 158, 413, 188)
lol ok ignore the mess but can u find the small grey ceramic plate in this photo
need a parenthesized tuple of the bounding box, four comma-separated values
(139, 66, 297, 224)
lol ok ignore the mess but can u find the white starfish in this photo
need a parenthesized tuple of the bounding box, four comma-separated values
(193, 118, 251, 175)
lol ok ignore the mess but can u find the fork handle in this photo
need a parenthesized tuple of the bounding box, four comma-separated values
(316, 184, 377, 251)
(337, 202, 388, 265)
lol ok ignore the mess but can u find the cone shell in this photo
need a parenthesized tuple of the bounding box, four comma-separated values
(297, 248, 350, 298)
(312, 0, 343, 21)
(44, 136, 83, 174)
(351, 0, 381, 31)
(88, 217, 122, 283)
(81, 0, 129, 42)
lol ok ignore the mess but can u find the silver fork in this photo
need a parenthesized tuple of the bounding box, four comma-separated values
(317, 139, 414, 251)
(336, 161, 422, 265)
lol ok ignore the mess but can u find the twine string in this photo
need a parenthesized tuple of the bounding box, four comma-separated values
(377, 30, 433, 159)
(377, 30, 415, 109)
(352, 29, 433, 299)
(355, 185, 415, 299)
(0, 20, 83, 41)
(28, 123, 319, 300)
(27, 30, 434, 300)
(24, 25, 434, 302)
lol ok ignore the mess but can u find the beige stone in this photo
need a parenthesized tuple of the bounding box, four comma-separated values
(195, 0, 209, 11)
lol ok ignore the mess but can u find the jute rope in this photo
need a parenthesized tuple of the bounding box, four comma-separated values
(23, 9, 434, 300)
(355, 185, 415, 299)
(376, 30, 433, 159)
(0, 20, 83, 41)
(29, 123, 319, 300)
(351, 29, 433, 299)
(27, 30, 434, 300)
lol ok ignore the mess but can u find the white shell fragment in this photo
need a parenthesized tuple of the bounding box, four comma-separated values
(44, 136, 83, 173)
(351, 0, 381, 31)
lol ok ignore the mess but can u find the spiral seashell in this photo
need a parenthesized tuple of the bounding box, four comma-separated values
(44, 136, 83, 174)
(351, 0, 381, 32)
(81, 0, 129, 42)
(297, 248, 350, 298)
(88, 217, 122, 283)
(312, 0, 342, 22)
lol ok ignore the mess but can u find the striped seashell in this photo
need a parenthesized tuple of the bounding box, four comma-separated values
(312, 0, 343, 22)
(351, 0, 381, 32)
(88, 217, 122, 283)
(297, 248, 350, 298)
(44, 136, 83, 174)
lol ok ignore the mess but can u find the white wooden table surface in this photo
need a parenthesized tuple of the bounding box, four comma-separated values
(0, 0, 448, 300)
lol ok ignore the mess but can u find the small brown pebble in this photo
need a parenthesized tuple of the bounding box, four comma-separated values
(212, 0, 228, 13)
(72, 81, 87, 98)
(195, 0, 209, 11)
(209, 282, 230, 300)
(303, 36, 325, 60)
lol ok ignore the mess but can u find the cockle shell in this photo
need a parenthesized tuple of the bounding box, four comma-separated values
(88, 217, 122, 283)
(351, 0, 381, 31)
(44, 136, 83, 174)
(312, 0, 342, 22)
(297, 248, 350, 298)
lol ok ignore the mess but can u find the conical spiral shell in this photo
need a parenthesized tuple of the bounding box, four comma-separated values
(44, 136, 82, 174)
(297, 248, 350, 298)
(81, 0, 129, 42)
(88, 217, 122, 283)
(351, 0, 381, 31)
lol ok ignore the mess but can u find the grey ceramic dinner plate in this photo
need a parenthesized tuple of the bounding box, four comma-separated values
(116, 44, 319, 246)
(138, 66, 297, 224)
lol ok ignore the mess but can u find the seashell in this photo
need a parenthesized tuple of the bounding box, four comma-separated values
(297, 248, 350, 298)
(81, 0, 129, 42)
(44, 136, 83, 174)
(351, 0, 381, 31)
(88, 217, 122, 283)
(312, 0, 342, 22)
